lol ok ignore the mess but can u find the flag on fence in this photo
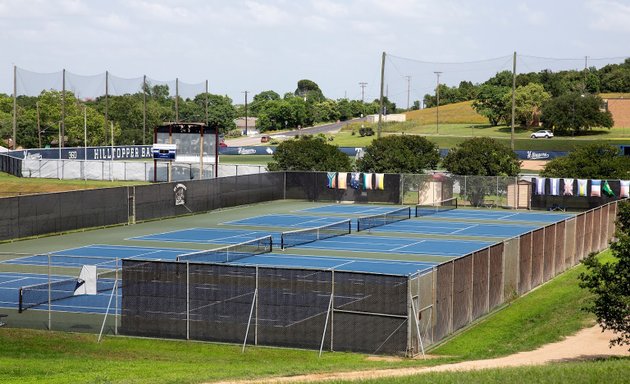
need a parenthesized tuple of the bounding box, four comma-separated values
(563, 178, 574, 195)
(363, 173, 373, 190)
(535, 177, 545, 195)
(550, 178, 560, 196)
(577, 179, 588, 196)
(337, 172, 348, 189)
(621, 180, 630, 198)
(375, 173, 385, 190)
(350, 172, 361, 189)
(591, 180, 601, 197)
(326, 172, 337, 188)
(602, 180, 615, 197)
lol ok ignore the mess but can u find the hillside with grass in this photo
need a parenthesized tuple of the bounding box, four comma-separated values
(405, 101, 488, 125)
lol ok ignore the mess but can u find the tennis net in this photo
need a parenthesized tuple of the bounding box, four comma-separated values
(18, 271, 119, 313)
(176, 235, 273, 263)
(281, 219, 351, 249)
(415, 197, 458, 217)
(356, 207, 411, 232)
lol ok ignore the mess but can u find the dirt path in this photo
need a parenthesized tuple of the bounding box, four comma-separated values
(211, 326, 628, 384)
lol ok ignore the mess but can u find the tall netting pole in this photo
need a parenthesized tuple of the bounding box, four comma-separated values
(12, 65, 16, 149)
(61, 69, 66, 148)
(175, 78, 179, 123)
(105, 71, 109, 147)
(378, 51, 386, 139)
(143, 75, 147, 145)
(48, 253, 52, 331)
(510, 52, 517, 150)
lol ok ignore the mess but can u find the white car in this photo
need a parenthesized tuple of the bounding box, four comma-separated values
(530, 130, 553, 139)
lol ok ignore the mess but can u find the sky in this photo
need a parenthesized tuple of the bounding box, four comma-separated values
(1, 0, 630, 107)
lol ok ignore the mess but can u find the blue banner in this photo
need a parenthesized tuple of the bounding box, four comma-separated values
(10, 146, 154, 160)
(8, 145, 569, 162)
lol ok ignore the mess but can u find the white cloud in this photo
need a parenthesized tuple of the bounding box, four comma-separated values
(311, 0, 349, 17)
(245, 1, 293, 26)
(517, 3, 546, 25)
(587, 0, 630, 32)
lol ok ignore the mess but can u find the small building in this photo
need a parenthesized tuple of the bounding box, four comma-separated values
(234, 117, 258, 135)
(601, 93, 630, 129)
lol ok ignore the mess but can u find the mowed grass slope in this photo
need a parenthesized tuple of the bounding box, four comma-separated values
(1, 251, 622, 383)
(0, 172, 146, 197)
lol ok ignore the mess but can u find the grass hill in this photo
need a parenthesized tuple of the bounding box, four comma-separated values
(405, 101, 488, 125)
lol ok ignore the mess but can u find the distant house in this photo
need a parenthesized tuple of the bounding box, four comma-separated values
(601, 93, 630, 128)
(234, 117, 258, 135)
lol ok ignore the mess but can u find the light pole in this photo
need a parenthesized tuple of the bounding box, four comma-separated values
(434, 71, 442, 134)
(242, 91, 249, 135)
(405, 76, 411, 110)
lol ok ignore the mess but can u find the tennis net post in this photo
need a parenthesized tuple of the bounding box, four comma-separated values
(415, 197, 458, 217)
(356, 206, 411, 232)
(176, 235, 273, 263)
(280, 219, 352, 250)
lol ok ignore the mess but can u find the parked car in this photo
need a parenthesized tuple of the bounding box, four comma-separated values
(218, 141, 228, 148)
(260, 135, 271, 143)
(530, 130, 553, 139)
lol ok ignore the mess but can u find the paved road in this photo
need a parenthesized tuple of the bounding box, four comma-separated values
(226, 117, 366, 147)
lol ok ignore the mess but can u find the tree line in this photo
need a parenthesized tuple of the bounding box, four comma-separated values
(421, 59, 630, 134)
(0, 79, 395, 149)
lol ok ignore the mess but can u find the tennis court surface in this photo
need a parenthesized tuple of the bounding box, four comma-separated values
(1, 197, 583, 355)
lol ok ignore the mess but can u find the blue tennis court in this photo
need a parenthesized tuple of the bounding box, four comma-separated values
(224, 214, 347, 229)
(417, 209, 573, 222)
(290, 234, 493, 257)
(230, 253, 435, 275)
(371, 219, 537, 237)
(302, 204, 573, 223)
(300, 205, 405, 216)
(227, 214, 537, 238)
(1, 245, 195, 269)
(0, 272, 119, 314)
(130, 228, 280, 244)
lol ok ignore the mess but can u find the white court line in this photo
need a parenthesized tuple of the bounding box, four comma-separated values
(390, 239, 426, 252)
(451, 224, 479, 234)
(0, 276, 33, 286)
(329, 260, 356, 270)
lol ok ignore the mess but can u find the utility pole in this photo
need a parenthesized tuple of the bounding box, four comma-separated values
(378, 52, 386, 138)
(511, 52, 516, 150)
(405, 76, 411, 110)
(359, 82, 367, 104)
(434, 71, 442, 134)
(242, 91, 249, 135)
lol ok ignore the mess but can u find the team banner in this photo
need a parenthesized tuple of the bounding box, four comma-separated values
(590, 180, 601, 197)
(337, 173, 348, 190)
(621, 180, 630, 198)
(326, 172, 337, 189)
(549, 178, 560, 196)
(375, 173, 385, 190)
(535, 177, 545, 195)
(363, 173, 373, 190)
(563, 178, 574, 195)
(350, 172, 361, 190)
(577, 179, 588, 196)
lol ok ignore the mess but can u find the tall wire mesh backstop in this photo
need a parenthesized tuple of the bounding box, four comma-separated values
(120, 261, 415, 355)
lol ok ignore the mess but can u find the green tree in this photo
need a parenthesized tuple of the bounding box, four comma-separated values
(540, 143, 630, 179)
(202, 94, 236, 133)
(267, 136, 351, 171)
(294, 79, 325, 103)
(249, 90, 280, 116)
(541, 93, 614, 135)
(443, 137, 521, 206)
(503, 83, 551, 126)
(472, 84, 511, 126)
(356, 135, 439, 173)
(579, 200, 630, 351)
